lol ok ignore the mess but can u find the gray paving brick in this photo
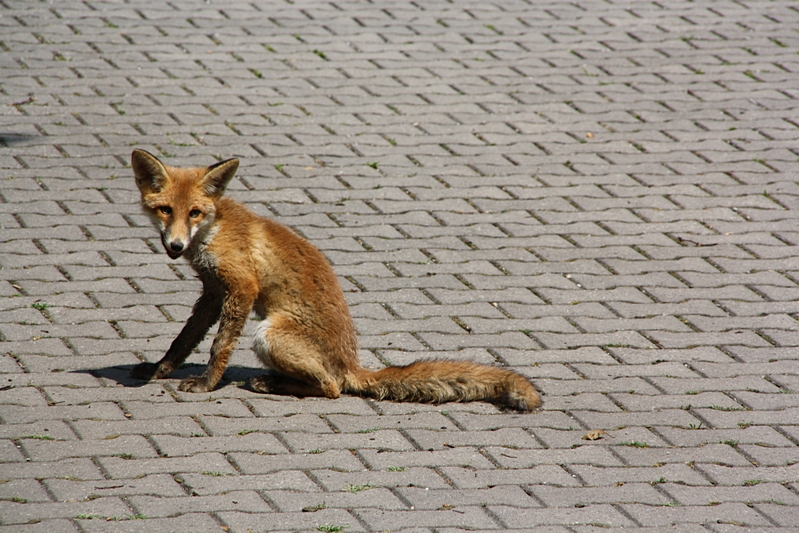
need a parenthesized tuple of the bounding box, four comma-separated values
(662, 483, 799, 506)
(569, 464, 713, 487)
(484, 446, 624, 468)
(77, 512, 222, 533)
(265, 487, 407, 512)
(397, 485, 540, 510)
(44, 474, 187, 502)
(405, 427, 541, 451)
(0, 457, 104, 481)
(656, 425, 794, 448)
(230, 449, 365, 475)
(0, 478, 52, 503)
(180, 470, 319, 496)
(357, 506, 498, 531)
(312, 466, 451, 491)
(699, 463, 799, 487)
(532, 483, 670, 507)
(440, 464, 581, 489)
(129, 490, 272, 518)
(21, 434, 157, 461)
(753, 503, 799, 528)
(71, 417, 206, 439)
(200, 412, 333, 435)
(619, 502, 772, 527)
(0, 497, 132, 525)
(151, 432, 288, 457)
(446, 411, 580, 431)
(492, 503, 637, 528)
(361, 447, 496, 470)
(280, 429, 414, 453)
(219, 508, 364, 533)
(325, 412, 459, 433)
(97, 452, 237, 479)
(0, 520, 80, 533)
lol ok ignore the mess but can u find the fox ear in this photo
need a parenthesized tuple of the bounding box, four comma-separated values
(201, 158, 239, 198)
(131, 149, 169, 195)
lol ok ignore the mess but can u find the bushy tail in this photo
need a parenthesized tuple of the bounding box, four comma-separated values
(345, 360, 540, 412)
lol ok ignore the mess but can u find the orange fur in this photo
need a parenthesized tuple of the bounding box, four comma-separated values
(130, 149, 541, 411)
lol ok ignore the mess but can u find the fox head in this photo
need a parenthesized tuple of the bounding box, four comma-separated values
(131, 149, 239, 259)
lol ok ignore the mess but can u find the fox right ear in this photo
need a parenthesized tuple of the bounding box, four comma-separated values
(131, 149, 169, 195)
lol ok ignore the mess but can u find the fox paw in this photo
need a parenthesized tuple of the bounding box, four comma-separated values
(250, 374, 275, 393)
(131, 361, 174, 380)
(178, 375, 214, 393)
(131, 362, 160, 380)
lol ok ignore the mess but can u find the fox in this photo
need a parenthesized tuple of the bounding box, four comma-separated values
(130, 149, 541, 411)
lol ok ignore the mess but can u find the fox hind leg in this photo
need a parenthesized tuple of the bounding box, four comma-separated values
(250, 373, 333, 397)
(250, 316, 340, 399)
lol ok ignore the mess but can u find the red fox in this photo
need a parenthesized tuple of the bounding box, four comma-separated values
(130, 149, 541, 411)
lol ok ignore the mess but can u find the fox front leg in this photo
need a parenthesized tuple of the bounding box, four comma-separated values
(131, 290, 223, 381)
(177, 289, 253, 393)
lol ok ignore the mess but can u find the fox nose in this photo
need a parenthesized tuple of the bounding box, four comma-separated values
(169, 241, 184, 253)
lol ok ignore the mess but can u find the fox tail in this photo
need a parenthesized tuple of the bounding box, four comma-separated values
(345, 360, 540, 412)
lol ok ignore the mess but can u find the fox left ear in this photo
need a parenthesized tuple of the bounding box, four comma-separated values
(201, 158, 239, 198)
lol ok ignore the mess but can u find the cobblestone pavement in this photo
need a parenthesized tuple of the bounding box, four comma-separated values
(1, 0, 799, 531)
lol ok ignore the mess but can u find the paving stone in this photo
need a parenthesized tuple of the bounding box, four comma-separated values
(490, 503, 637, 528)
(531, 483, 670, 507)
(151, 432, 288, 457)
(612, 443, 752, 467)
(312, 467, 451, 491)
(180, 470, 319, 496)
(484, 446, 624, 468)
(71, 417, 206, 440)
(0, 457, 104, 481)
(265, 487, 407, 512)
(569, 464, 713, 487)
(397, 485, 540, 510)
(752, 503, 799, 528)
(96, 452, 237, 479)
(661, 483, 799, 506)
(280, 428, 415, 453)
(0, 496, 132, 525)
(128, 490, 272, 518)
(325, 412, 459, 433)
(361, 447, 496, 471)
(44, 474, 187, 502)
(20, 434, 158, 461)
(655, 426, 795, 448)
(230, 449, 365, 475)
(0, 520, 80, 533)
(405, 427, 542, 451)
(219, 508, 364, 532)
(357, 506, 499, 531)
(698, 463, 799, 486)
(440, 464, 581, 489)
(0, 478, 52, 503)
(618, 502, 772, 527)
(77, 512, 222, 533)
(199, 412, 334, 436)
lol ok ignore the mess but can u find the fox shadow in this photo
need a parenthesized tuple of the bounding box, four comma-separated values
(76, 363, 269, 392)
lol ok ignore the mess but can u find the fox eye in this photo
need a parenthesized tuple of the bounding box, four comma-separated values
(158, 206, 172, 215)
(189, 209, 202, 218)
